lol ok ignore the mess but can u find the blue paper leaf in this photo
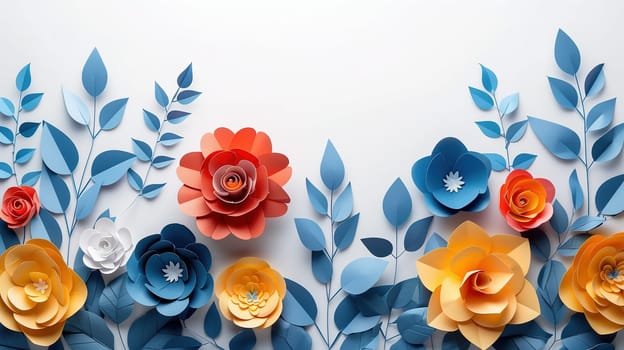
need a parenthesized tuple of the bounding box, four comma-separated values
(548, 77, 578, 110)
(0, 97, 15, 117)
(127, 309, 172, 350)
(537, 260, 567, 325)
(386, 277, 430, 309)
(320, 140, 345, 190)
(141, 183, 166, 199)
(521, 229, 550, 261)
(294, 218, 326, 251)
(159, 132, 183, 146)
(29, 208, 62, 248)
(0, 126, 14, 144)
(143, 109, 160, 132)
(493, 321, 552, 350)
(154, 82, 169, 108)
(0, 162, 11, 179)
(166, 110, 191, 124)
(506, 120, 528, 143)
(177, 89, 201, 105)
(341, 257, 388, 295)
(558, 234, 592, 256)
(528, 116, 580, 160)
(14, 148, 35, 164)
(396, 307, 434, 345)
(550, 199, 568, 234)
(39, 165, 70, 214)
(0, 222, 19, 254)
(468, 86, 494, 110)
(132, 138, 153, 162)
(82, 48, 108, 97)
(75, 182, 101, 221)
(587, 98, 616, 132)
(442, 331, 471, 350)
(15, 64, 31, 92)
(91, 150, 137, 186)
(99, 98, 128, 131)
(177, 63, 193, 88)
(352, 286, 390, 317)
(41, 122, 79, 175)
(21, 170, 41, 186)
(230, 329, 256, 350)
(281, 278, 318, 327)
(343, 313, 381, 335)
(404, 216, 433, 252)
(203, 302, 221, 339)
(555, 29, 581, 75)
(585, 63, 605, 98)
(424, 232, 447, 253)
(306, 178, 328, 215)
(311, 250, 332, 284)
(512, 153, 536, 170)
(18, 121, 39, 137)
(500, 93, 520, 116)
(484, 153, 507, 171)
(152, 155, 175, 169)
(341, 324, 381, 350)
(562, 314, 616, 350)
(383, 178, 412, 227)
(21, 93, 43, 112)
(361, 238, 393, 258)
(144, 334, 200, 350)
(333, 182, 353, 222)
(569, 169, 584, 211)
(335, 296, 358, 332)
(62, 87, 90, 126)
(271, 320, 312, 350)
(480, 64, 497, 93)
(73, 250, 92, 282)
(0, 323, 29, 349)
(127, 168, 143, 192)
(592, 123, 624, 162)
(99, 274, 133, 324)
(85, 271, 105, 315)
(334, 213, 359, 250)
(64, 309, 114, 350)
(475, 121, 501, 139)
(596, 174, 624, 215)
(569, 216, 604, 233)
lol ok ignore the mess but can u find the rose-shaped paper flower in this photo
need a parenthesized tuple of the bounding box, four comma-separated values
(79, 218, 133, 274)
(499, 169, 555, 232)
(0, 186, 40, 229)
(126, 223, 213, 317)
(416, 221, 540, 349)
(411, 137, 491, 217)
(560, 233, 624, 334)
(215, 257, 286, 329)
(0, 239, 86, 346)
(177, 127, 291, 240)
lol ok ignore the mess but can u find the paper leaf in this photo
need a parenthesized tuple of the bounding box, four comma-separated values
(203, 302, 221, 339)
(62, 87, 91, 126)
(141, 183, 166, 199)
(311, 250, 332, 284)
(21, 170, 41, 186)
(152, 155, 175, 169)
(475, 121, 501, 139)
(39, 165, 70, 214)
(548, 77, 578, 110)
(537, 260, 567, 325)
(0, 126, 14, 144)
(177, 90, 201, 105)
(30, 208, 62, 248)
(0, 222, 19, 255)
(18, 121, 39, 137)
(85, 271, 105, 315)
(480, 64, 498, 93)
(569, 216, 604, 233)
(14, 148, 35, 164)
(493, 321, 552, 350)
(527, 116, 580, 160)
(281, 278, 318, 327)
(15, 64, 31, 92)
(424, 232, 447, 253)
(334, 213, 359, 250)
(230, 329, 256, 350)
(294, 218, 326, 251)
(144, 334, 200, 350)
(143, 109, 160, 132)
(585, 63, 605, 98)
(41, 122, 79, 175)
(506, 120, 528, 143)
(91, 150, 137, 186)
(132, 138, 153, 162)
(271, 320, 312, 350)
(75, 182, 101, 221)
(592, 123, 624, 162)
(127, 168, 143, 192)
(562, 314, 616, 350)
(303, 178, 328, 215)
(99, 274, 133, 324)
(0, 97, 15, 117)
(569, 169, 584, 211)
(99, 98, 128, 131)
(383, 178, 412, 227)
(343, 325, 381, 350)
(521, 229, 550, 261)
(352, 286, 390, 317)
(555, 29, 581, 75)
(64, 309, 114, 350)
(500, 93, 520, 116)
(404, 216, 433, 252)
(512, 153, 536, 170)
(335, 296, 358, 332)
(484, 153, 507, 171)
(82, 48, 108, 97)
(341, 257, 388, 295)
(396, 307, 434, 345)
(0, 162, 11, 179)
(159, 132, 183, 146)
(21, 93, 43, 112)
(333, 182, 353, 222)
(386, 277, 430, 309)
(73, 250, 93, 282)
(320, 140, 345, 190)
(558, 234, 592, 256)
(177, 63, 193, 88)
(361, 238, 393, 258)
(550, 199, 568, 235)
(596, 174, 624, 215)
(154, 82, 169, 108)
(343, 313, 381, 335)
(127, 309, 172, 350)
(468, 86, 494, 110)
(587, 98, 616, 132)
(166, 110, 190, 124)
(442, 331, 471, 350)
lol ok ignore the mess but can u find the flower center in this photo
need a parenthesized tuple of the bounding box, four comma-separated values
(99, 240, 110, 249)
(608, 269, 620, 280)
(246, 289, 259, 303)
(443, 171, 464, 192)
(162, 261, 184, 283)
(32, 278, 48, 294)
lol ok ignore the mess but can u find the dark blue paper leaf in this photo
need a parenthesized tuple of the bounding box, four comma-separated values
(15, 64, 31, 92)
(0, 323, 29, 349)
(203, 302, 221, 339)
(99, 98, 128, 131)
(91, 150, 137, 186)
(159, 132, 183, 146)
(82, 48, 108, 97)
(21, 170, 41, 186)
(512, 153, 536, 170)
(144, 334, 200, 350)
(548, 77, 578, 110)
(154, 82, 169, 108)
(41, 122, 79, 175)
(166, 110, 190, 124)
(569, 216, 604, 233)
(230, 329, 256, 350)
(73, 250, 92, 282)
(29, 208, 62, 248)
(320, 140, 345, 190)
(528, 116, 580, 160)
(21, 93, 43, 112)
(555, 29, 581, 75)
(493, 321, 552, 350)
(424, 232, 447, 253)
(500, 93, 520, 116)
(550, 199, 568, 234)
(585, 64, 605, 98)
(132, 138, 153, 162)
(281, 278, 318, 327)
(404, 216, 433, 252)
(469, 87, 494, 110)
(335, 297, 358, 332)
(0, 162, 11, 179)
(127, 168, 143, 192)
(383, 178, 412, 227)
(64, 309, 114, 350)
(176, 89, 201, 105)
(342, 313, 381, 335)
(587, 98, 616, 132)
(484, 153, 507, 171)
(311, 250, 332, 284)
(14, 148, 35, 164)
(306, 178, 328, 215)
(592, 123, 624, 162)
(141, 183, 166, 199)
(596, 174, 624, 215)
(143, 109, 160, 132)
(361, 238, 393, 258)
(177, 63, 193, 88)
(396, 307, 434, 345)
(100, 274, 134, 324)
(521, 229, 550, 261)
(333, 182, 353, 222)
(0, 222, 19, 254)
(506, 120, 528, 143)
(127, 309, 172, 350)
(480, 64, 498, 93)
(334, 213, 359, 250)
(62, 87, 90, 126)
(352, 286, 390, 317)
(39, 165, 70, 214)
(75, 182, 101, 221)
(294, 218, 326, 251)
(152, 155, 175, 169)
(0, 98, 14, 117)
(85, 270, 105, 315)
(569, 169, 584, 211)
(475, 121, 501, 139)
(386, 278, 430, 309)
(271, 320, 312, 350)
(0, 126, 13, 144)
(341, 257, 388, 295)
(442, 331, 471, 350)
(537, 260, 567, 325)
(558, 234, 592, 256)
(18, 121, 39, 137)
(562, 314, 616, 350)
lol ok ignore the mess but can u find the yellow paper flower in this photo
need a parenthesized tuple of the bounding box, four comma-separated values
(215, 257, 286, 328)
(0, 239, 87, 346)
(560, 233, 624, 334)
(415, 221, 540, 349)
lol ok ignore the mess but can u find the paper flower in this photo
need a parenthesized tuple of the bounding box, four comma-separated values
(126, 223, 213, 317)
(560, 233, 624, 334)
(0, 239, 86, 346)
(411, 137, 491, 217)
(415, 221, 540, 349)
(78, 218, 133, 274)
(177, 127, 292, 240)
(499, 169, 555, 232)
(0, 186, 40, 229)
(215, 257, 286, 328)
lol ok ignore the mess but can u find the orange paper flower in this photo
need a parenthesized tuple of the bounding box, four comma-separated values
(0, 186, 40, 229)
(0, 239, 87, 346)
(560, 233, 624, 334)
(416, 221, 540, 349)
(215, 257, 286, 328)
(499, 169, 555, 232)
(177, 127, 291, 240)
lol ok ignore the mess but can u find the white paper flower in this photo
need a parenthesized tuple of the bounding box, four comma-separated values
(79, 218, 133, 274)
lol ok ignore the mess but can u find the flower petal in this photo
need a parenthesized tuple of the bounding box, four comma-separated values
(448, 221, 492, 254)
(457, 320, 504, 350)
(250, 131, 272, 156)
(416, 248, 454, 291)
(177, 152, 204, 189)
(426, 287, 458, 331)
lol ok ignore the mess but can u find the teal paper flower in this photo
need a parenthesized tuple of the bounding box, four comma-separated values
(411, 137, 491, 216)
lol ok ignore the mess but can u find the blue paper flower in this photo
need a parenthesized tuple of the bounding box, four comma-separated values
(411, 137, 491, 216)
(126, 223, 213, 317)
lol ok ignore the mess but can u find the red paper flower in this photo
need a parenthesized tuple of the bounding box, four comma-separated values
(0, 186, 40, 229)
(499, 170, 555, 232)
(177, 127, 291, 240)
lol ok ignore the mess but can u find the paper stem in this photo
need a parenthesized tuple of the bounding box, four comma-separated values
(117, 324, 128, 350)
(11, 92, 23, 185)
(492, 93, 512, 171)
(574, 74, 591, 216)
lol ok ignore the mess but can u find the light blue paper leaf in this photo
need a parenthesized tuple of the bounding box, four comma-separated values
(404, 216, 433, 252)
(475, 121, 501, 139)
(528, 116, 580, 160)
(305, 178, 327, 215)
(18, 121, 39, 137)
(127, 309, 172, 350)
(15, 64, 31, 92)
(335, 213, 359, 250)
(333, 182, 353, 222)
(152, 155, 175, 169)
(159, 132, 183, 146)
(41, 122, 79, 175)
(500, 93, 519, 116)
(62, 88, 90, 126)
(30, 208, 62, 248)
(548, 77, 578, 110)
(99, 274, 133, 324)
(569, 169, 584, 211)
(271, 320, 312, 350)
(64, 309, 114, 350)
(537, 260, 567, 325)
(424, 232, 447, 253)
(21, 93, 43, 112)
(21, 170, 41, 186)
(512, 153, 536, 170)
(558, 234, 592, 256)
(311, 250, 332, 284)
(592, 123, 624, 162)
(484, 153, 507, 171)
(166, 110, 190, 124)
(320, 140, 345, 190)
(0, 97, 15, 117)
(91, 150, 137, 186)
(39, 165, 70, 214)
(75, 183, 101, 221)
(0, 162, 11, 179)
(82, 48, 108, 97)
(127, 168, 143, 192)
(154, 82, 169, 108)
(585, 63, 605, 98)
(521, 229, 550, 261)
(141, 183, 166, 199)
(480, 64, 497, 93)
(442, 331, 471, 350)
(569, 216, 604, 233)
(555, 29, 581, 75)
(468, 86, 494, 110)
(361, 237, 393, 258)
(203, 302, 221, 339)
(562, 314, 616, 350)
(550, 199, 568, 235)
(506, 120, 528, 143)
(587, 98, 616, 132)
(281, 278, 318, 327)
(14, 148, 35, 164)
(596, 174, 624, 215)
(396, 307, 434, 345)
(493, 321, 552, 350)
(386, 277, 430, 309)
(99, 98, 128, 131)
(343, 313, 381, 335)
(132, 138, 153, 162)
(294, 218, 326, 251)
(341, 324, 381, 350)
(177, 63, 193, 88)
(0, 126, 14, 144)
(143, 109, 160, 132)
(177, 90, 201, 105)
(341, 257, 388, 295)
(383, 178, 412, 227)
(230, 329, 256, 350)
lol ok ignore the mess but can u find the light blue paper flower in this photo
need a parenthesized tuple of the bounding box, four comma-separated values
(126, 223, 213, 317)
(411, 137, 491, 217)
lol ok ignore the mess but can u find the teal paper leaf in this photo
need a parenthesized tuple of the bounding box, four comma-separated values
(592, 123, 624, 162)
(306, 178, 328, 215)
(62, 87, 90, 126)
(143, 109, 160, 132)
(475, 121, 501, 139)
(91, 150, 137, 186)
(82, 48, 108, 97)
(333, 183, 353, 222)
(320, 140, 345, 190)
(468, 86, 494, 110)
(177, 90, 201, 104)
(383, 178, 412, 227)
(0, 97, 15, 117)
(585, 63, 605, 98)
(39, 165, 70, 214)
(587, 98, 616, 132)
(341, 257, 388, 295)
(512, 153, 536, 170)
(99, 274, 134, 324)
(500, 93, 519, 116)
(558, 234, 592, 256)
(562, 314, 616, 350)
(311, 250, 332, 284)
(177, 63, 193, 89)
(554, 29, 581, 75)
(271, 320, 312, 350)
(141, 183, 166, 199)
(203, 302, 221, 339)
(334, 213, 359, 250)
(404, 216, 433, 252)
(0, 126, 14, 144)
(506, 120, 528, 143)
(0, 162, 11, 179)
(75, 182, 101, 221)
(230, 329, 256, 350)
(528, 116, 580, 160)
(281, 278, 318, 327)
(21, 93, 43, 111)
(537, 260, 567, 325)
(361, 237, 393, 258)
(166, 110, 190, 124)
(152, 155, 175, 169)
(21, 170, 41, 186)
(294, 218, 326, 251)
(127, 168, 143, 192)
(550, 199, 568, 235)
(154, 82, 169, 108)
(99, 98, 128, 131)
(480, 64, 498, 93)
(493, 321, 552, 350)
(569, 216, 604, 233)
(64, 309, 114, 350)
(521, 229, 550, 261)
(15, 148, 35, 164)
(596, 174, 624, 215)
(396, 307, 434, 345)
(41, 121, 79, 175)
(18, 121, 40, 137)
(569, 169, 584, 211)
(548, 77, 578, 110)
(424, 232, 447, 253)
(15, 63, 31, 92)
(159, 132, 183, 146)
(484, 153, 507, 171)
(30, 208, 62, 248)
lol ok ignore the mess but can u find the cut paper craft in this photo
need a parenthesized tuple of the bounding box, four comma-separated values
(499, 169, 555, 232)
(79, 217, 133, 274)
(0, 185, 40, 228)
